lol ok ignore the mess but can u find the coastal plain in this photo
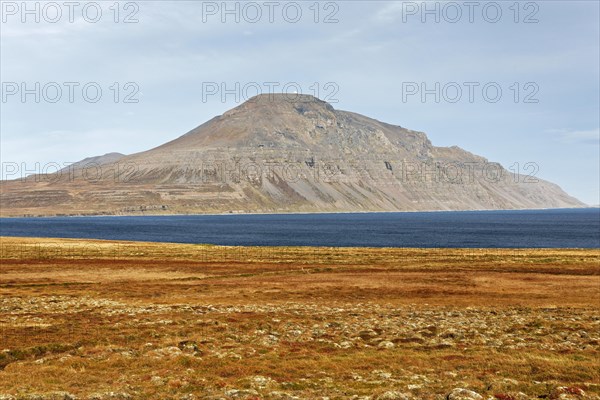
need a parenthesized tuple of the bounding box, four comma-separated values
(0, 237, 599, 399)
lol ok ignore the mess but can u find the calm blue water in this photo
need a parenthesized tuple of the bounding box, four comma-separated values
(1, 209, 599, 248)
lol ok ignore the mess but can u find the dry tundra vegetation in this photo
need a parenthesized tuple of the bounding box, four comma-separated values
(0, 237, 598, 400)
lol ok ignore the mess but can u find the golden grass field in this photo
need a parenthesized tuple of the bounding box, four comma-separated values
(0, 237, 598, 400)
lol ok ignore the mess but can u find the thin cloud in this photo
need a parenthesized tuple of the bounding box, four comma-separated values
(552, 129, 600, 144)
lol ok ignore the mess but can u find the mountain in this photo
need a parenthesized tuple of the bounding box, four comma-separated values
(67, 152, 126, 169)
(0, 94, 585, 216)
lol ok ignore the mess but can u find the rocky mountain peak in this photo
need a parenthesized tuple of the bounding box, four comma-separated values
(223, 93, 335, 119)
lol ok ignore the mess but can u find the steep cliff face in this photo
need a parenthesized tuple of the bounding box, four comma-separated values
(0, 94, 585, 216)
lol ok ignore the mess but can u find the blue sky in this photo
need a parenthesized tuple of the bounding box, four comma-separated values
(1, 0, 599, 204)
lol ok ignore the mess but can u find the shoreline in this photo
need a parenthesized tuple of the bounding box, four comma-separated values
(1, 235, 598, 250)
(0, 205, 596, 219)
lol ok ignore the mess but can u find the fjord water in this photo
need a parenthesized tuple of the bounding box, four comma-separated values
(1, 209, 599, 248)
